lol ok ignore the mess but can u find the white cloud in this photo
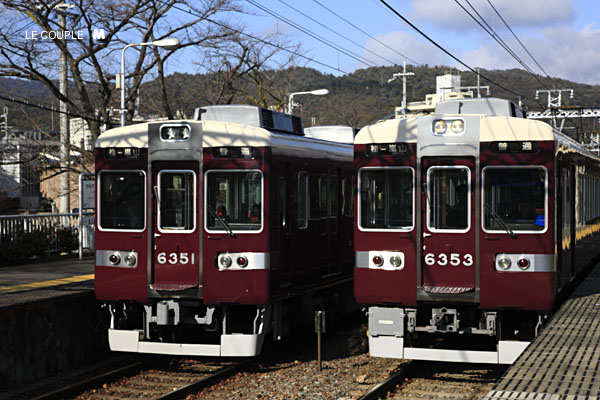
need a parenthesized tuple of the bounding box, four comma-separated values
(461, 24, 600, 84)
(410, 0, 575, 30)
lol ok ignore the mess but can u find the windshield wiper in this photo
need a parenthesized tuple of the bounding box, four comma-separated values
(207, 206, 236, 238)
(485, 204, 517, 239)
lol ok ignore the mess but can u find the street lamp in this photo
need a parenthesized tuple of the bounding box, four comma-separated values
(287, 88, 329, 115)
(119, 38, 180, 126)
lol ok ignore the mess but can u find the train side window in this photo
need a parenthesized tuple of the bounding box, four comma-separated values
(309, 174, 321, 220)
(330, 174, 339, 234)
(205, 170, 263, 232)
(482, 166, 547, 233)
(296, 172, 308, 229)
(158, 170, 195, 232)
(358, 167, 414, 231)
(342, 177, 354, 217)
(427, 167, 470, 232)
(99, 170, 145, 231)
(320, 174, 329, 219)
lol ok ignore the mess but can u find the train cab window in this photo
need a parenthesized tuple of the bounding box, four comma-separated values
(427, 167, 470, 231)
(359, 167, 414, 231)
(206, 170, 263, 232)
(483, 167, 547, 232)
(158, 171, 195, 232)
(99, 171, 146, 231)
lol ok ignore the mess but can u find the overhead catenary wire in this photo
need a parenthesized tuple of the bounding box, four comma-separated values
(0, 92, 103, 123)
(377, 0, 535, 102)
(486, 0, 553, 84)
(455, 0, 552, 91)
(311, 0, 421, 66)
(167, 2, 374, 82)
(245, 0, 380, 69)
(277, 0, 398, 66)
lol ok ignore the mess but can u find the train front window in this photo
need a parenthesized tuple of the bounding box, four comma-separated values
(427, 167, 470, 231)
(206, 170, 263, 232)
(483, 167, 546, 232)
(359, 168, 414, 230)
(158, 171, 195, 232)
(99, 171, 145, 231)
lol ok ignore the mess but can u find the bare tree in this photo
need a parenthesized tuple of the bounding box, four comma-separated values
(0, 0, 243, 149)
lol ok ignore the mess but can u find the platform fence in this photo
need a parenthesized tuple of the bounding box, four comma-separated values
(0, 212, 94, 254)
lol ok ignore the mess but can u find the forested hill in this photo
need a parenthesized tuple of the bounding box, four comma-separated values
(2, 65, 600, 132)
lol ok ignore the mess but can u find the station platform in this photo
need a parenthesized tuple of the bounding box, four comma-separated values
(485, 263, 600, 399)
(0, 256, 94, 308)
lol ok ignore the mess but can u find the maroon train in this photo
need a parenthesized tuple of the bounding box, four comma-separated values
(354, 98, 600, 363)
(94, 105, 355, 356)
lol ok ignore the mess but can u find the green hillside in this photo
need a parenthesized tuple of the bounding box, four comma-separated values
(3, 65, 600, 133)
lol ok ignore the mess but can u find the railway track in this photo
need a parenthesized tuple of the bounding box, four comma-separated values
(14, 357, 244, 400)
(359, 361, 507, 400)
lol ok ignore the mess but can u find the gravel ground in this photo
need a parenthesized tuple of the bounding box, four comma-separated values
(188, 313, 408, 400)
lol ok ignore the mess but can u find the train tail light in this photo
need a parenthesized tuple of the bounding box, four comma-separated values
(109, 252, 121, 265)
(236, 256, 248, 268)
(518, 257, 530, 270)
(497, 256, 511, 270)
(372, 255, 384, 267)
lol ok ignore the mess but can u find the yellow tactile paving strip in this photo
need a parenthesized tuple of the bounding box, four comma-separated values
(485, 265, 600, 399)
(0, 273, 94, 294)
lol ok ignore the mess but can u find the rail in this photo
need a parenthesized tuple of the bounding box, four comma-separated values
(0, 212, 94, 254)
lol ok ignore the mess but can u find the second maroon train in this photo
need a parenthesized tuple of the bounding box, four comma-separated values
(355, 97, 600, 363)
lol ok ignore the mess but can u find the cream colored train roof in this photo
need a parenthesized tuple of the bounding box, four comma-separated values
(95, 119, 353, 158)
(354, 115, 555, 144)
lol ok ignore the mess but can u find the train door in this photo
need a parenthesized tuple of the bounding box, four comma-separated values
(421, 157, 476, 293)
(326, 170, 342, 276)
(272, 164, 291, 285)
(151, 161, 200, 291)
(558, 164, 574, 287)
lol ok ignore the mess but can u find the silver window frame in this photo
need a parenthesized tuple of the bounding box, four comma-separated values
(204, 169, 264, 234)
(157, 169, 197, 234)
(357, 166, 415, 232)
(426, 165, 471, 234)
(97, 169, 147, 233)
(481, 165, 548, 235)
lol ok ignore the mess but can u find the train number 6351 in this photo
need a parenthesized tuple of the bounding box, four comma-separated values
(157, 252, 195, 265)
(425, 253, 473, 267)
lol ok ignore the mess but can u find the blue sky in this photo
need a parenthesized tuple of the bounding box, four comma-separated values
(231, 0, 600, 85)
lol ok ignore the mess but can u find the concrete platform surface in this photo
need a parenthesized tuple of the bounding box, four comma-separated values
(0, 256, 94, 308)
(485, 263, 600, 399)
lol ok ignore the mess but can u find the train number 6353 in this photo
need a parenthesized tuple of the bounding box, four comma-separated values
(157, 252, 195, 265)
(425, 253, 473, 267)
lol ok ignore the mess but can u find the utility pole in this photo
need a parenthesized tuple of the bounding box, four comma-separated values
(54, 3, 74, 214)
(460, 68, 490, 98)
(388, 60, 414, 117)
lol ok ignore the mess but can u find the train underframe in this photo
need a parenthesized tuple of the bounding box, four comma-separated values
(107, 300, 272, 356)
(367, 304, 544, 364)
(105, 280, 355, 357)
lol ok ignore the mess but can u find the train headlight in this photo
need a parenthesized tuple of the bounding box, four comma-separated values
(433, 119, 447, 134)
(518, 257, 530, 270)
(389, 255, 402, 268)
(220, 255, 232, 269)
(109, 252, 121, 265)
(125, 252, 137, 267)
(497, 256, 512, 270)
(450, 119, 464, 133)
(372, 255, 384, 267)
(237, 256, 248, 268)
(160, 125, 191, 141)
